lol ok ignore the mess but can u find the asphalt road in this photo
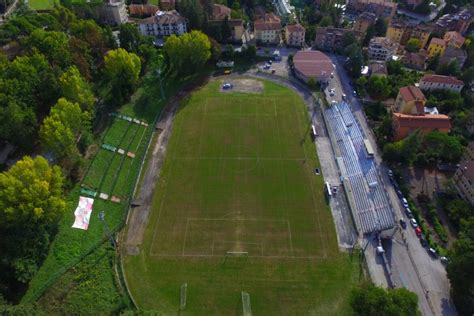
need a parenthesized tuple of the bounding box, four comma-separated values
(329, 54, 457, 316)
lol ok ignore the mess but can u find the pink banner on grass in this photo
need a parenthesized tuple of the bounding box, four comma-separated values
(72, 196, 95, 230)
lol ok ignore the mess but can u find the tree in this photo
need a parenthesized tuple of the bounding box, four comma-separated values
(103, 48, 141, 103)
(27, 29, 71, 69)
(374, 18, 387, 37)
(119, 23, 142, 53)
(209, 36, 222, 61)
(245, 45, 257, 60)
(406, 38, 421, 52)
(345, 44, 364, 78)
(366, 76, 390, 99)
(319, 16, 332, 27)
(351, 284, 419, 316)
(178, 0, 205, 30)
(39, 98, 90, 160)
(436, 60, 461, 77)
(221, 16, 232, 42)
(59, 66, 95, 113)
(0, 96, 37, 149)
(447, 217, 474, 316)
(163, 31, 211, 75)
(0, 156, 65, 284)
(423, 131, 463, 164)
(0, 156, 65, 226)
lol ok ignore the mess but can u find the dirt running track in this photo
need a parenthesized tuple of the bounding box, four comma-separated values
(123, 77, 209, 255)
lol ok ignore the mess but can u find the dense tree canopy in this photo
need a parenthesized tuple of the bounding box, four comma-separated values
(0, 156, 65, 286)
(447, 217, 474, 316)
(59, 66, 95, 112)
(39, 98, 90, 160)
(351, 284, 419, 316)
(103, 48, 141, 103)
(164, 31, 211, 75)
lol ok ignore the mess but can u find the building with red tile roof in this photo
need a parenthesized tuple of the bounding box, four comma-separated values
(394, 85, 426, 115)
(210, 4, 231, 21)
(392, 113, 451, 140)
(293, 50, 335, 83)
(419, 74, 464, 93)
(285, 23, 305, 47)
(443, 31, 465, 48)
(129, 4, 159, 17)
(254, 13, 281, 44)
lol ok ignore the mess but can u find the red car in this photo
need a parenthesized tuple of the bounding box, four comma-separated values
(415, 227, 422, 237)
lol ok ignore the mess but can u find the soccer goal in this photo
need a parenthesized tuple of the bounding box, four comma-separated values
(180, 283, 187, 310)
(222, 251, 249, 267)
(241, 291, 252, 316)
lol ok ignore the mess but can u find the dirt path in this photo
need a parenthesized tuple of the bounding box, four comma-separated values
(123, 77, 209, 255)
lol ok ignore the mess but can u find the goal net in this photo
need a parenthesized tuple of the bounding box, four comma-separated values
(180, 283, 187, 310)
(241, 291, 252, 316)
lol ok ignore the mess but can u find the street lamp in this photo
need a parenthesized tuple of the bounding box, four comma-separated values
(99, 211, 117, 248)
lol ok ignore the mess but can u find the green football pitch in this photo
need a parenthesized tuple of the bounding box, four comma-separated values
(124, 78, 359, 314)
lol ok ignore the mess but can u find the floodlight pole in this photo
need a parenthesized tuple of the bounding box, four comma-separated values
(99, 211, 117, 248)
(156, 68, 165, 101)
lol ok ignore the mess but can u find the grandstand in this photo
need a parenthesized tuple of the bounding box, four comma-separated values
(324, 102, 394, 233)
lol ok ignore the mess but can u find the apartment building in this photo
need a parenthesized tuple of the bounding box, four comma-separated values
(102, 0, 128, 25)
(136, 10, 187, 37)
(440, 46, 467, 68)
(386, 20, 431, 48)
(347, 0, 397, 21)
(368, 36, 398, 61)
(427, 37, 446, 58)
(273, 0, 295, 17)
(314, 27, 362, 51)
(254, 13, 281, 44)
(443, 31, 465, 49)
(394, 85, 426, 115)
(353, 11, 377, 33)
(435, 8, 474, 35)
(453, 160, 474, 206)
(419, 74, 464, 93)
(392, 113, 452, 140)
(285, 23, 305, 47)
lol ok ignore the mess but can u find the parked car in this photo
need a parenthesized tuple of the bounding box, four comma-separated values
(405, 208, 413, 218)
(415, 227, 422, 237)
(222, 83, 233, 89)
(263, 64, 271, 70)
(402, 198, 409, 208)
(440, 256, 449, 264)
(332, 186, 338, 194)
(428, 248, 437, 258)
(420, 235, 428, 247)
(396, 189, 402, 197)
(352, 90, 357, 96)
(268, 60, 273, 64)
(314, 168, 320, 175)
(410, 218, 418, 228)
(399, 218, 407, 229)
(387, 169, 393, 177)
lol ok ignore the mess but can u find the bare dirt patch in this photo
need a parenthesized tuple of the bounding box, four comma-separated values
(220, 78, 263, 94)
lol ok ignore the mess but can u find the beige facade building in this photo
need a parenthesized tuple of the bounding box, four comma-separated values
(102, 0, 128, 25)
(314, 27, 361, 51)
(419, 74, 464, 93)
(368, 36, 398, 61)
(285, 23, 305, 47)
(353, 11, 377, 33)
(394, 85, 426, 115)
(254, 13, 281, 44)
(347, 0, 397, 21)
(453, 159, 474, 206)
(386, 20, 431, 48)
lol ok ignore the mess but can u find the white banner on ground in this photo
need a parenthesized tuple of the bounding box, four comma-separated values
(72, 196, 95, 230)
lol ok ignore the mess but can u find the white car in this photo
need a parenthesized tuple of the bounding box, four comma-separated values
(410, 218, 418, 228)
(222, 83, 233, 89)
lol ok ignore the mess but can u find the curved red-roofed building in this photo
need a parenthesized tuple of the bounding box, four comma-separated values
(293, 50, 334, 83)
